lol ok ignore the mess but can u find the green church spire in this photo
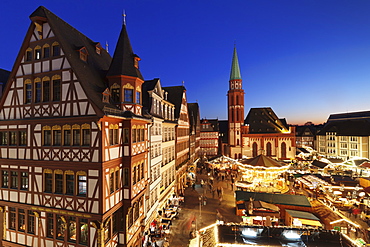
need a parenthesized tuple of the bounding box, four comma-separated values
(230, 46, 242, 80)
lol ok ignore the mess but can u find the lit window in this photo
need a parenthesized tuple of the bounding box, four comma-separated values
(35, 46, 41, 60)
(68, 216, 76, 241)
(79, 218, 88, 244)
(9, 207, 16, 230)
(10, 171, 18, 189)
(18, 209, 26, 232)
(2, 171, 8, 188)
(46, 213, 54, 238)
(19, 131, 27, 146)
(57, 215, 66, 240)
(0, 131, 8, 145)
(21, 172, 28, 190)
(78, 173, 87, 196)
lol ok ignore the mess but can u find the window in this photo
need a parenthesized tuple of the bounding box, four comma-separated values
(123, 128, 129, 144)
(52, 76, 61, 101)
(104, 218, 111, 242)
(10, 171, 18, 189)
(25, 48, 32, 61)
(55, 171, 63, 194)
(78, 174, 87, 196)
(110, 171, 114, 194)
(44, 170, 52, 193)
(43, 44, 50, 58)
(52, 42, 60, 56)
(82, 124, 90, 146)
(21, 172, 28, 190)
(35, 46, 41, 60)
(43, 126, 51, 146)
(43, 77, 50, 102)
(9, 207, 16, 230)
(63, 126, 71, 146)
(124, 89, 133, 102)
(9, 131, 17, 145)
(115, 169, 119, 191)
(25, 79, 32, 104)
(79, 47, 88, 62)
(0, 131, 8, 145)
(68, 216, 77, 241)
(66, 173, 75, 195)
(2, 170, 8, 188)
(53, 126, 62, 146)
(123, 168, 129, 186)
(35, 78, 42, 103)
(47, 213, 54, 238)
(109, 124, 119, 145)
(136, 91, 140, 104)
(111, 84, 120, 102)
(19, 130, 27, 146)
(57, 215, 66, 239)
(27, 211, 35, 234)
(79, 219, 88, 245)
(73, 125, 81, 146)
(18, 209, 26, 232)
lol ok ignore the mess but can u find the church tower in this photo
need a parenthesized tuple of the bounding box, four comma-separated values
(227, 46, 245, 159)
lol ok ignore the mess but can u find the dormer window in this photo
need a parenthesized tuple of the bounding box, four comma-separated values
(95, 43, 102, 55)
(79, 47, 88, 62)
(134, 55, 140, 69)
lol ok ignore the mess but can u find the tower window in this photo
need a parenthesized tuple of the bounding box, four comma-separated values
(124, 89, 133, 103)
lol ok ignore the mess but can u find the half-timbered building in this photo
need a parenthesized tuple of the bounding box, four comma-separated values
(141, 79, 176, 231)
(188, 103, 201, 169)
(0, 6, 150, 247)
(163, 86, 190, 196)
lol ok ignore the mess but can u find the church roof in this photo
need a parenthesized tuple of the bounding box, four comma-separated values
(244, 107, 289, 134)
(107, 23, 143, 80)
(28, 6, 113, 115)
(230, 46, 241, 80)
(241, 154, 285, 168)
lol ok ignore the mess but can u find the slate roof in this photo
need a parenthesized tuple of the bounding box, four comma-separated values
(235, 191, 311, 207)
(317, 119, 370, 136)
(218, 120, 229, 143)
(29, 6, 113, 116)
(162, 86, 186, 119)
(244, 107, 289, 134)
(285, 209, 320, 221)
(142, 78, 159, 116)
(107, 23, 143, 80)
(240, 154, 286, 168)
(328, 110, 370, 122)
(201, 119, 220, 132)
(188, 103, 200, 131)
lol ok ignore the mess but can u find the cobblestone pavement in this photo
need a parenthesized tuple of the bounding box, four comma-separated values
(168, 171, 241, 246)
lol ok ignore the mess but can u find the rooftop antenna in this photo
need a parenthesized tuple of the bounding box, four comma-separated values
(182, 81, 185, 86)
(105, 41, 109, 53)
(122, 10, 126, 26)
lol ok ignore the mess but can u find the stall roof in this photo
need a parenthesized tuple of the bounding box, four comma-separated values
(285, 209, 320, 221)
(236, 191, 311, 207)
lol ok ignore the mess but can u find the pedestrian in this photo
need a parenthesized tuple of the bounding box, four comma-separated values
(200, 179, 204, 187)
(212, 188, 215, 198)
(192, 183, 195, 190)
(217, 187, 221, 197)
(218, 196, 222, 205)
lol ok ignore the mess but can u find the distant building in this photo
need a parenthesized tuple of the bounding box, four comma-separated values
(200, 118, 220, 157)
(317, 111, 370, 160)
(225, 47, 296, 160)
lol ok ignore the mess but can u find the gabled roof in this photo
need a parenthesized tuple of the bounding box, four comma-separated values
(236, 191, 311, 207)
(188, 103, 200, 130)
(28, 6, 113, 115)
(201, 119, 220, 132)
(142, 78, 160, 115)
(244, 107, 289, 134)
(107, 23, 143, 80)
(162, 86, 186, 119)
(317, 119, 370, 136)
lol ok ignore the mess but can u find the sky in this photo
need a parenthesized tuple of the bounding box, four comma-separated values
(1, 0, 370, 125)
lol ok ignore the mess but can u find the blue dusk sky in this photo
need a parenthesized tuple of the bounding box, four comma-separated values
(1, 0, 370, 125)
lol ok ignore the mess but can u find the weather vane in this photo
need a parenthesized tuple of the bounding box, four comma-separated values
(122, 10, 126, 25)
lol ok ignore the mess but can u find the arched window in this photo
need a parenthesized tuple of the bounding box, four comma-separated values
(63, 125, 71, 146)
(252, 142, 258, 157)
(34, 45, 41, 60)
(42, 126, 51, 146)
(281, 142, 287, 159)
(234, 153, 238, 159)
(52, 75, 61, 101)
(42, 76, 50, 102)
(52, 125, 62, 146)
(43, 44, 50, 58)
(25, 48, 32, 62)
(266, 142, 272, 156)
